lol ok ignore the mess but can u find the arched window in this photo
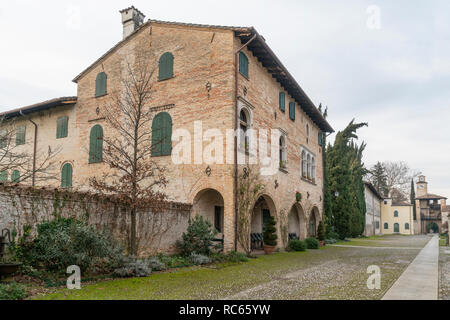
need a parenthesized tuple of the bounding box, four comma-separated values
(405, 223, 410, 230)
(384, 223, 389, 230)
(394, 210, 399, 217)
(159, 52, 174, 81)
(279, 135, 287, 168)
(301, 151, 306, 178)
(95, 72, 107, 97)
(239, 109, 249, 151)
(89, 125, 103, 164)
(61, 163, 73, 188)
(239, 52, 249, 78)
(289, 102, 295, 121)
(307, 154, 311, 179)
(152, 112, 172, 157)
(11, 170, 20, 183)
(0, 171, 7, 182)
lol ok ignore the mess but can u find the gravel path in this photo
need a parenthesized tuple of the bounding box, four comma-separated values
(439, 247, 450, 300)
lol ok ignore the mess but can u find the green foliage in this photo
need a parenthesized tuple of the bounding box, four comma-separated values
(113, 257, 151, 278)
(148, 257, 166, 271)
(411, 179, 417, 220)
(210, 251, 249, 264)
(369, 162, 389, 197)
(0, 282, 27, 300)
(325, 120, 368, 239)
(263, 215, 278, 247)
(296, 192, 302, 202)
(288, 239, 307, 252)
(317, 221, 326, 241)
(305, 237, 320, 249)
(158, 255, 193, 269)
(176, 216, 218, 257)
(14, 218, 123, 274)
(189, 253, 211, 265)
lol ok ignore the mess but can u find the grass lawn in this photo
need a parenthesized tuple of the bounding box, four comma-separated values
(35, 237, 423, 300)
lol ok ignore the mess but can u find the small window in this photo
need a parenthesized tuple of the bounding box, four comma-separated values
(159, 52, 174, 81)
(279, 135, 287, 169)
(0, 171, 7, 182)
(89, 125, 103, 164)
(405, 223, 410, 230)
(239, 52, 249, 78)
(279, 92, 285, 112)
(289, 102, 295, 121)
(394, 210, 399, 217)
(95, 72, 107, 97)
(152, 112, 172, 157)
(301, 150, 307, 178)
(11, 170, 20, 183)
(384, 223, 389, 230)
(56, 116, 69, 139)
(376, 221, 380, 229)
(318, 132, 324, 146)
(61, 163, 73, 188)
(16, 126, 26, 146)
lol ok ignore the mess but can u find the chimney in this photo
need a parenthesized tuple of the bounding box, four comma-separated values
(120, 6, 145, 39)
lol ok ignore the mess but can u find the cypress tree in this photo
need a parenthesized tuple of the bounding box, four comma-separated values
(411, 179, 417, 220)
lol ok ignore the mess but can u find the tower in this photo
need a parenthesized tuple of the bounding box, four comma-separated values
(416, 175, 428, 197)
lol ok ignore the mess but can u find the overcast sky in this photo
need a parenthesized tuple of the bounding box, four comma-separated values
(0, 0, 449, 199)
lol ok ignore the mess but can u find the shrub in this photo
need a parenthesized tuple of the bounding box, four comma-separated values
(317, 221, 326, 241)
(210, 251, 249, 264)
(263, 216, 278, 246)
(327, 231, 340, 241)
(15, 218, 123, 274)
(0, 282, 27, 300)
(288, 239, 307, 252)
(325, 239, 337, 245)
(113, 257, 151, 278)
(189, 253, 211, 265)
(176, 216, 218, 257)
(158, 255, 193, 269)
(147, 257, 166, 272)
(305, 237, 320, 249)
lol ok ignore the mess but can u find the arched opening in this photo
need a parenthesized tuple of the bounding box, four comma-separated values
(309, 207, 320, 238)
(192, 189, 225, 235)
(251, 195, 277, 251)
(288, 204, 307, 240)
(426, 222, 439, 234)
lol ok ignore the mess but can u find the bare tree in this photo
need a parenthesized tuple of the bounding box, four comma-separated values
(382, 161, 421, 198)
(90, 47, 168, 256)
(0, 117, 61, 184)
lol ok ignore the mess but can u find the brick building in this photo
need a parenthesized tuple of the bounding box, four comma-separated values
(0, 7, 333, 252)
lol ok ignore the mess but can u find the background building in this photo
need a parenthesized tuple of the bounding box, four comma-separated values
(381, 198, 414, 235)
(364, 182, 382, 236)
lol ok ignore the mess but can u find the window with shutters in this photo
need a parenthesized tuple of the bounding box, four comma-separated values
(11, 170, 20, 183)
(56, 116, 69, 139)
(159, 52, 174, 81)
(61, 163, 73, 188)
(384, 223, 389, 230)
(279, 92, 285, 112)
(95, 72, 107, 97)
(318, 132, 324, 146)
(394, 210, 399, 218)
(152, 112, 172, 157)
(405, 223, 410, 230)
(0, 171, 7, 182)
(89, 124, 103, 164)
(289, 102, 295, 121)
(16, 126, 26, 145)
(239, 52, 249, 78)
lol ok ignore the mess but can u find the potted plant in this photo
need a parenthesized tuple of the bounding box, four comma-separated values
(317, 221, 326, 246)
(296, 192, 302, 202)
(263, 216, 278, 254)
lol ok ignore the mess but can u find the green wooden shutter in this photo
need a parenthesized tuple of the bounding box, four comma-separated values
(289, 102, 295, 121)
(239, 52, 249, 78)
(318, 132, 323, 146)
(16, 126, 26, 145)
(11, 170, 20, 183)
(159, 52, 174, 81)
(152, 112, 172, 157)
(89, 125, 103, 163)
(279, 92, 285, 112)
(56, 116, 69, 139)
(61, 163, 73, 188)
(0, 171, 7, 182)
(95, 72, 107, 97)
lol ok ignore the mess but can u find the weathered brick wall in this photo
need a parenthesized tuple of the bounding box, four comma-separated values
(0, 185, 191, 256)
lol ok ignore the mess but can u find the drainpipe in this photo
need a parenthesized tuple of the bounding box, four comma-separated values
(19, 110, 37, 187)
(234, 32, 257, 252)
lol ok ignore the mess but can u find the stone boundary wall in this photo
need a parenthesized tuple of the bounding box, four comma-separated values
(0, 185, 192, 256)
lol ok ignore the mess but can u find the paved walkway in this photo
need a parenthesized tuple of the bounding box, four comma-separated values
(330, 245, 423, 250)
(382, 235, 439, 300)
